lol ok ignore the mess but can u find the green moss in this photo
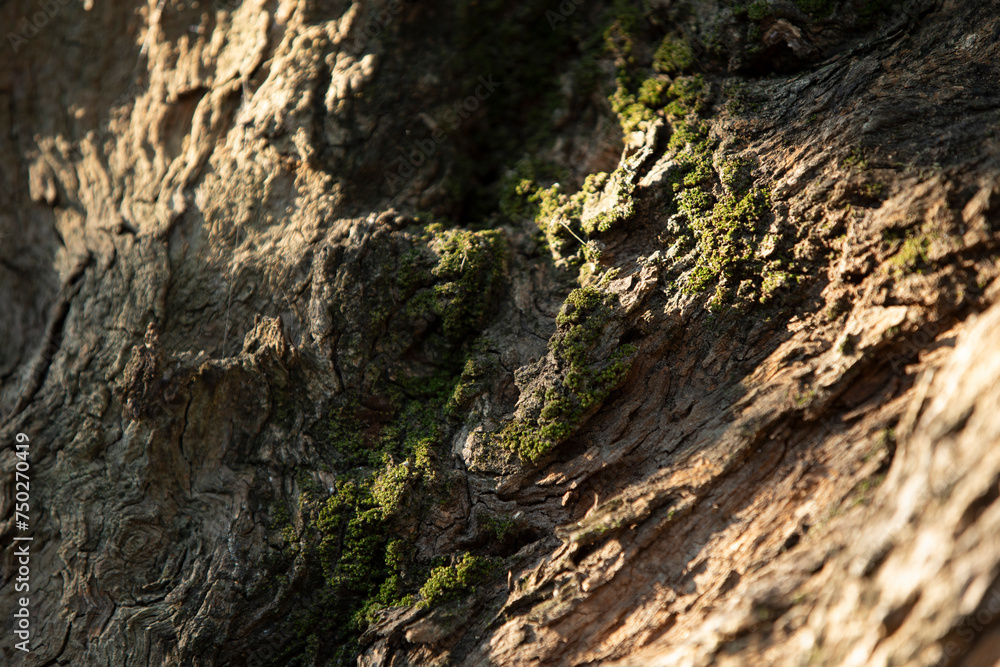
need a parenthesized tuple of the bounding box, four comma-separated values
(320, 400, 372, 468)
(290, 354, 480, 643)
(430, 229, 508, 339)
(653, 35, 694, 74)
(747, 0, 771, 20)
(499, 285, 638, 462)
(498, 158, 566, 223)
(297, 438, 440, 642)
(843, 147, 868, 169)
(888, 233, 932, 274)
(861, 181, 885, 199)
(270, 501, 291, 529)
(379, 379, 454, 475)
(580, 165, 638, 236)
(285, 332, 495, 660)
(637, 77, 669, 108)
(611, 73, 706, 136)
(610, 79, 659, 135)
(685, 187, 773, 307)
(482, 513, 518, 541)
(759, 267, 797, 303)
(720, 156, 754, 194)
(504, 162, 629, 264)
(418, 553, 499, 608)
(371, 459, 416, 519)
(664, 75, 707, 119)
(882, 228, 933, 275)
(603, 3, 640, 62)
(447, 355, 497, 415)
(398, 248, 434, 294)
(301, 477, 401, 647)
(650, 74, 799, 311)
(606, 19, 704, 137)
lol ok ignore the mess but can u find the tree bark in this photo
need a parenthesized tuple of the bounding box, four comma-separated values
(2, 0, 1000, 665)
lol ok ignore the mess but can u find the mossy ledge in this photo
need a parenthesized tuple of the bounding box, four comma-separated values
(498, 282, 638, 462)
(261, 223, 510, 664)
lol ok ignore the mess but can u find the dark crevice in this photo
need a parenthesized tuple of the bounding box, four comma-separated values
(5, 253, 92, 423)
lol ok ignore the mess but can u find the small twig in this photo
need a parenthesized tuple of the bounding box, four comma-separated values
(557, 218, 589, 247)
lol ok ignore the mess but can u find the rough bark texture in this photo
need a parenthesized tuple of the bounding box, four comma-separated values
(2, 0, 1000, 665)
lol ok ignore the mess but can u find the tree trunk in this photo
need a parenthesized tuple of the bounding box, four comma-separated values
(2, 0, 1000, 665)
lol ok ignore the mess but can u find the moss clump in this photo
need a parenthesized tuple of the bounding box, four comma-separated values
(499, 285, 638, 462)
(649, 74, 802, 310)
(653, 35, 694, 74)
(505, 167, 629, 266)
(720, 156, 754, 194)
(498, 158, 567, 223)
(747, 0, 772, 20)
(638, 77, 669, 108)
(321, 399, 372, 468)
(447, 354, 497, 415)
(398, 248, 434, 294)
(664, 75, 707, 120)
(553, 286, 615, 357)
(482, 513, 518, 541)
(529, 183, 583, 255)
(430, 228, 508, 339)
(285, 288, 503, 662)
(418, 553, 499, 608)
(603, 9, 682, 136)
(610, 80, 660, 135)
(843, 147, 868, 169)
(289, 374, 462, 657)
(263, 474, 414, 665)
(888, 234, 932, 274)
(370, 458, 418, 518)
(581, 164, 640, 236)
(608, 57, 702, 138)
(315, 479, 398, 611)
(686, 187, 773, 307)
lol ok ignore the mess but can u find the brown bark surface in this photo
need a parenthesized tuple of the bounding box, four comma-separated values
(2, 0, 1000, 665)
